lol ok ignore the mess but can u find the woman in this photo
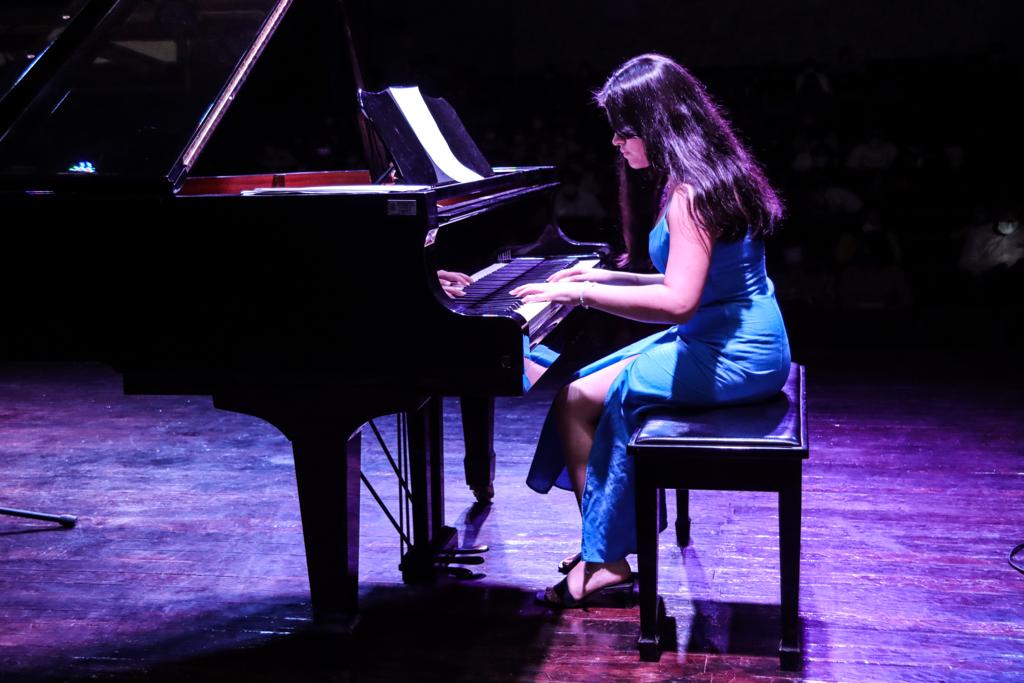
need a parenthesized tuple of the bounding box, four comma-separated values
(511, 54, 791, 607)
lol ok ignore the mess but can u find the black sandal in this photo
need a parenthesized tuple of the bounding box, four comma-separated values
(557, 551, 582, 575)
(535, 574, 635, 608)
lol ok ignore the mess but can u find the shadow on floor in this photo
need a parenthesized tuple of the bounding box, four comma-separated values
(7, 584, 560, 683)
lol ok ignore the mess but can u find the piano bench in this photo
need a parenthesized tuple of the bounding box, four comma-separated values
(627, 363, 808, 670)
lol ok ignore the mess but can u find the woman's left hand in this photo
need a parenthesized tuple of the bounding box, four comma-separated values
(510, 281, 586, 304)
(438, 269, 473, 298)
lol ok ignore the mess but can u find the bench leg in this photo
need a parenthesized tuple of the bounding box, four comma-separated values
(674, 489, 690, 546)
(778, 469, 803, 670)
(635, 469, 662, 661)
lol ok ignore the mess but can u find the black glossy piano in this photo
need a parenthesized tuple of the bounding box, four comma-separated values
(0, 0, 609, 630)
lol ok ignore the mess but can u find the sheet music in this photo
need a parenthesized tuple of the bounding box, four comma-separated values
(388, 86, 484, 183)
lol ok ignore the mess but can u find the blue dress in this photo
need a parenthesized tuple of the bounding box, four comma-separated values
(526, 216, 791, 562)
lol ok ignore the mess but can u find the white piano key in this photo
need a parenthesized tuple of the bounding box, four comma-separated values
(469, 261, 508, 282)
(455, 256, 603, 329)
(513, 300, 549, 322)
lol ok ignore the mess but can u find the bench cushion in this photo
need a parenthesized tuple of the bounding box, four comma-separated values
(630, 363, 805, 451)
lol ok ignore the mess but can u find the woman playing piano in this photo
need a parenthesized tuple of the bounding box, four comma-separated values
(511, 53, 791, 607)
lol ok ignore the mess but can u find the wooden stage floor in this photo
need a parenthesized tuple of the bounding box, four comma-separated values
(1, 350, 1022, 682)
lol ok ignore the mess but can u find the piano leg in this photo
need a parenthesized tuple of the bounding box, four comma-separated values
(289, 430, 362, 632)
(402, 396, 458, 582)
(212, 390, 366, 633)
(459, 396, 496, 503)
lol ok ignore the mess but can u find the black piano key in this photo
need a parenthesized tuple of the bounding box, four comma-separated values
(456, 257, 580, 315)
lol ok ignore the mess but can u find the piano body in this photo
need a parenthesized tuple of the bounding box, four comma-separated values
(0, 0, 608, 630)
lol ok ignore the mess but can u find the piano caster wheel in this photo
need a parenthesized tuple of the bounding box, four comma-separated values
(472, 485, 494, 504)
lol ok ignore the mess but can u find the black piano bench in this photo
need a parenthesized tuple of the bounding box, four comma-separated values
(627, 363, 808, 670)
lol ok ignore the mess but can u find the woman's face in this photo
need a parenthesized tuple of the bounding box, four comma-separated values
(612, 132, 650, 169)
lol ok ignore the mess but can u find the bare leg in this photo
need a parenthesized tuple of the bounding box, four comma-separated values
(556, 355, 638, 507)
(550, 356, 638, 590)
(524, 358, 547, 386)
(560, 556, 633, 601)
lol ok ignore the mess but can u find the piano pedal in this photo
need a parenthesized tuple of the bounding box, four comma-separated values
(444, 566, 484, 581)
(437, 554, 485, 566)
(450, 544, 489, 555)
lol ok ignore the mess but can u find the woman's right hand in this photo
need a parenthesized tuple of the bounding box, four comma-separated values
(548, 265, 621, 284)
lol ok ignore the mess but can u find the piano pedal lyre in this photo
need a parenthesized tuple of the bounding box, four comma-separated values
(365, 414, 489, 583)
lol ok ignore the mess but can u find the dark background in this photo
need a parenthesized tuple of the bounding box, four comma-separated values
(344, 1, 1024, 358)
(4, 0, 1022, 360)
(207, 0, 1022, 357)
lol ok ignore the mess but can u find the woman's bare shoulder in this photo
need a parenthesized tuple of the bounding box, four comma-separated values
(666, 184, 713, 248)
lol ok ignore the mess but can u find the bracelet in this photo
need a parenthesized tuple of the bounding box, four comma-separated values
(578, 281, 595, 308)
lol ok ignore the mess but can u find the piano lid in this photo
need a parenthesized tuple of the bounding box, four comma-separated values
(0, 0, 293, 192)
(0, 1, 94, 109)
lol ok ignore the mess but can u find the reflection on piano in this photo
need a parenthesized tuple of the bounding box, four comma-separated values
(0, 0, 609, 632)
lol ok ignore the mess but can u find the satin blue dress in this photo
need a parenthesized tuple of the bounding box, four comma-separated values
(526, 216, 791, 562)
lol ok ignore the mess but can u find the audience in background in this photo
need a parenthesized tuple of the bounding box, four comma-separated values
(844, 127, 899, 172)
(834, 209, 913, 310)
(554, 166, 606, 236)
(957, 203, 1024, 280)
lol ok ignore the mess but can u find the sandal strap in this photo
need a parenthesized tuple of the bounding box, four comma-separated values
(551, 577, 580, 608)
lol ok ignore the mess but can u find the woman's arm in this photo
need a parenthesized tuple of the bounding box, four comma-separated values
(547, 266, 665, 286)
(512, 188, 712, 325)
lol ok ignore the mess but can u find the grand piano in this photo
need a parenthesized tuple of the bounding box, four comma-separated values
(0, 0, 609, 630)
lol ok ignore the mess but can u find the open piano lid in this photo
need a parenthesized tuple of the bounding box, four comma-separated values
(0, 0, 294, 193)
(0, 0, 96, 107)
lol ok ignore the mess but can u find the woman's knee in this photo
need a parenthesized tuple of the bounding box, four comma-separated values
(562, 379, 605, 424)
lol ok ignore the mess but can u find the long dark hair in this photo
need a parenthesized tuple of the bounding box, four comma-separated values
(596, 54, 783, 268)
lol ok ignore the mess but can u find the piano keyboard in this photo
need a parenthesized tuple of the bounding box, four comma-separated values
(451, 256, 600, 330)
